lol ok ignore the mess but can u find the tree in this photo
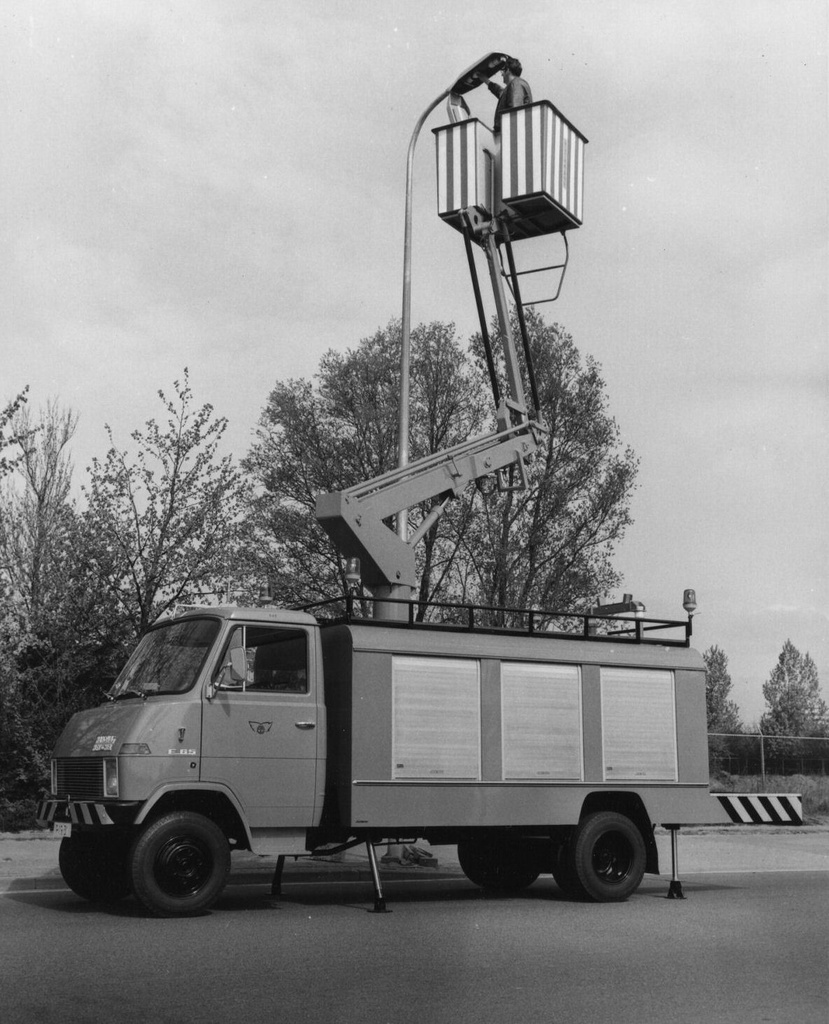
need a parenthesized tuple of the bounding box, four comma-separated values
(0, 401, 129, 822)
(241, 320, 488, 607)
(702, 646, 742, 733)
(458, 310, 638, 616)
(243, 311, 638, 617)
(0, 388, 29, 480)
(761, 639, 828, 737)
(0, 400, 78, 623)
(79, 370, 243, 636)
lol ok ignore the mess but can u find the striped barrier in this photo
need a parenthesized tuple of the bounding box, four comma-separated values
(37, 798, 116, 827)
(715, 793, 803, 825)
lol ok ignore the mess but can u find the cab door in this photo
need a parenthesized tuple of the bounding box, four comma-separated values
(200, 623, 319, 828)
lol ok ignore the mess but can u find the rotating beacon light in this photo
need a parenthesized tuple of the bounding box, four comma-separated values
(682, 588, 697, 641)
(345, 558, 362, 594)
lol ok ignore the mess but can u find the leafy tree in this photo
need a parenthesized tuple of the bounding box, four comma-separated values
(703, 646, 742, 733)
(242, 320, 488, 607)
(0, 388, 29, 480)
(761, 639, 827, 737)
(79, 370, 243, 636)
(0, 401, 129, 821)
(458, 310, 638, 616)
(243, 311, 638, 617)
(702, 646, 742, 771)
(0, 399, 78, 815)
(1, 376, 244, 825)
(0, 400, 78, 622)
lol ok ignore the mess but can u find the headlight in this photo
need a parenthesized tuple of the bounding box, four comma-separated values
(103, 758, 119, 798)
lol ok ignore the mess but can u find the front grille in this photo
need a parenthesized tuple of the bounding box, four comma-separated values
(55, 758, 105, 800)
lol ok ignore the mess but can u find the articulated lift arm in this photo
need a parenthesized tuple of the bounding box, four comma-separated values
(315, 418, 540, 592)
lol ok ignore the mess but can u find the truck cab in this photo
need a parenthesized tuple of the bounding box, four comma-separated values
(39, 607, 326, 915)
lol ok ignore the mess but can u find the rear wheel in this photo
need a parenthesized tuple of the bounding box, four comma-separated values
(457, 838, 541, 891)
(59, 833, 132, 904)
(550, 842, 588, 899)
(130, 812, 230, 917)
(570, 811, 646, 902)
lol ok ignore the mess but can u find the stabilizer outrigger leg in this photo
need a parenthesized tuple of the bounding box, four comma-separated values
(269, 837, 390, 912)
(366, 840, 390, 913)
(665, 825, 686, 899)
(270, 854, 286, 897)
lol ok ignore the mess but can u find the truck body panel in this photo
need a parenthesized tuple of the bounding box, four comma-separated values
(319, 622, 729, 830)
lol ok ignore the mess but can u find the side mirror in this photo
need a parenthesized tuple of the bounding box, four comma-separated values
(207, 647, 248, 700)
(229, 647, 247, 681)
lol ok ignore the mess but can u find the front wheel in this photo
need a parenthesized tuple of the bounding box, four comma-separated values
(129, 812, 230, 917)
(570, 811, 646, 902)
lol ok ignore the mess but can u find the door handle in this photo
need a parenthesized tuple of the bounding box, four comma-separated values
(295, 721, 316, 730)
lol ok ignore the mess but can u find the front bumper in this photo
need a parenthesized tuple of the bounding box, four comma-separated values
(36, 798, 140, 828)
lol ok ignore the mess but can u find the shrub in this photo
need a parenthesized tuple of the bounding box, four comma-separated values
(0, 796, 39, 832)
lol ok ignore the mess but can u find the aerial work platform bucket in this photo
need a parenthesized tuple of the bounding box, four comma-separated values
(433, 100, 587, 240)
(500, 101, 587, 238)
(433, 118, 498, 235)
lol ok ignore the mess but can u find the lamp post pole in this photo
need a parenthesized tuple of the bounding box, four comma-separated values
(397, 91, 449, 544)
(396, 53, 509, 546)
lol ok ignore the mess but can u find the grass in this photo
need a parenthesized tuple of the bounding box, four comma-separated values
(711, 773, 829, 820)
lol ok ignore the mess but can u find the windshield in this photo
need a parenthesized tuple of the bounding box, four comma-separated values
(109, 618, 221, 698)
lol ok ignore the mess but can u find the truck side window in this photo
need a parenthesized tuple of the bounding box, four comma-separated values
(215, 626, 308, 694)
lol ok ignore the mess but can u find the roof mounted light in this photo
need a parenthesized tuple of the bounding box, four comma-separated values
(683, 589, 697, 616)
(345, 558, 362, 594)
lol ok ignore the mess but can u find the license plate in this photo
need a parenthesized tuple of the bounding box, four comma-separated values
(53, 821, 72, 838)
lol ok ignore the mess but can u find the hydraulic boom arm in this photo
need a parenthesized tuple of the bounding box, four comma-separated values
(315, 419, 540, 592)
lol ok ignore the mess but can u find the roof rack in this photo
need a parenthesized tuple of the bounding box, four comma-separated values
(298, 595, 692, 648)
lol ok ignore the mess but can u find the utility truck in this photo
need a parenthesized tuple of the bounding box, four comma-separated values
(37, 55, 801, 916)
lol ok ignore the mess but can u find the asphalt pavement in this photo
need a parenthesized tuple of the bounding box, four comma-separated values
(2, 824, 827, 896)
(0, 831, 463, 894)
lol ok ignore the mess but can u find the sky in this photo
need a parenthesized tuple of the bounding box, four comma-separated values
(2, 0, 827, 724)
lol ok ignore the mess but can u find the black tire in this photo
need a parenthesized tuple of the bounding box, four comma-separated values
(550, 842, 588, 900)
(570, 811, 646, 902)
(129, 812, 230, 917)
(59, 833, 132, 904)
(457, 839, 541, 891)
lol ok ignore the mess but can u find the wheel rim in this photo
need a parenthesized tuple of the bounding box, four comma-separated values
(591, 830, 634, 883)
(153, 836, 213, 898)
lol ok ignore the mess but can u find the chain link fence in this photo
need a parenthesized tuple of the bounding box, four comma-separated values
(709, 733, 829, 778)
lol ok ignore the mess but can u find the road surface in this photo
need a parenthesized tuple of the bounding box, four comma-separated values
(2, 865, 826, 1024)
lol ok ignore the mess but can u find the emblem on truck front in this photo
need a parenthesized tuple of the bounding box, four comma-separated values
(249, 721, 272, 735)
